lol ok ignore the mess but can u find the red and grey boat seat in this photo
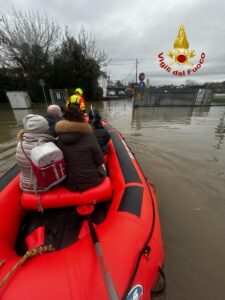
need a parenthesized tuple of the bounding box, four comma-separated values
(20, 177, 112, 210)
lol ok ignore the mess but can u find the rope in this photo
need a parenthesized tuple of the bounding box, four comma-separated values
(122, 179, 156, 299)
(0, 244, 55, 288)
(0, 260, 6, 268)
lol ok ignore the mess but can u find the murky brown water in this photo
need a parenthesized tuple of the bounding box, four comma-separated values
(0, 100, 225, 299)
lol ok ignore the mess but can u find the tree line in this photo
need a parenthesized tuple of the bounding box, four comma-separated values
(0, 8, 108, 103)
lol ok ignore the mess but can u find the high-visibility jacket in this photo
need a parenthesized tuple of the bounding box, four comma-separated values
(66, 94, 86, 111)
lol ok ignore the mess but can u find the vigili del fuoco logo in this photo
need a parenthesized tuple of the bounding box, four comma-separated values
(158, 24, 205, 76)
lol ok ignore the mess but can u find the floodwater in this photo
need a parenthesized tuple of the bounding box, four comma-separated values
(0, 100, 225, 300)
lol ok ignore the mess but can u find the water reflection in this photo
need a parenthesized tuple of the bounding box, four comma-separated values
(0, 100, 225, 300)
(94, 99, 133, 127)
(131, 106, 210, 130)
(0, 101, 225, 176)
(12, 108, 33, 122)
(0, 109, 20, 144)
(214, 112, 225, 150)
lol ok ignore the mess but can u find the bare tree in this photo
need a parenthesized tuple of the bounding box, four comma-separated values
(78, 26, 108, 66)
(0, 7, 61, 75)
(185, 79, 197, 86)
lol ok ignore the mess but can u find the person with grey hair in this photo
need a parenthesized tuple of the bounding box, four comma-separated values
(45, 104, 62, 137)
(16, 114, 55, 192)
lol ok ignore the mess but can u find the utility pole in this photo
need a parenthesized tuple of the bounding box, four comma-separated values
(135, 58, 138, 84)
(39, 78, 48, 107)
(41, 85, 48, 107)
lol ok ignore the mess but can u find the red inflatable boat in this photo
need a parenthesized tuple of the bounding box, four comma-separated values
(0, 123, 164, 300)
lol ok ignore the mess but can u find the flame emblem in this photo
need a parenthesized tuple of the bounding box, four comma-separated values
(168, 25, 196, 66)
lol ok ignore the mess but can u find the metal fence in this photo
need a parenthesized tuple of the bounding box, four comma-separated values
(49, 89, 68, 107)
(133, 88, 213, 107)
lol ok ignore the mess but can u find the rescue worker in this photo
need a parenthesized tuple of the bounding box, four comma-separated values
(66, 88, 86, 113)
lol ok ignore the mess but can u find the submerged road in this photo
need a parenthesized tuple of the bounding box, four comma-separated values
(0, 99, 225, 300)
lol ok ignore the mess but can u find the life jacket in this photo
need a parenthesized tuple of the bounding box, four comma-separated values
(66, 94, 85, 111)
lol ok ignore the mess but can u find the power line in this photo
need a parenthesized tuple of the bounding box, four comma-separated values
(107, 57, 152, 82)
(108, 61, 135, 66)
(123, 61, 136, 82)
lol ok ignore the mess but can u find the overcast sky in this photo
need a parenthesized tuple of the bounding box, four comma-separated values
(1, 0, 225, 85)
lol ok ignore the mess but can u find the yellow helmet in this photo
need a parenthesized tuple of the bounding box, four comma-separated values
(75, 88, 83, 96)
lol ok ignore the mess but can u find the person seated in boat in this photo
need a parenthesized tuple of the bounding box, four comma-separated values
(55, 108, 106, 192)
(16, 114, 55, 192)
(44, 104, 62, 138)
(88, 109, 111, 154)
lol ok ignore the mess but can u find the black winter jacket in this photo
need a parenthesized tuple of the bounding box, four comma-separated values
(93, 127, 111, 154)
(55, 120, 105, 192)
(44, 114, 60, 138)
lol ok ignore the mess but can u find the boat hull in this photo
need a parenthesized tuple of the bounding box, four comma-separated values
(0, 123, 164, 299)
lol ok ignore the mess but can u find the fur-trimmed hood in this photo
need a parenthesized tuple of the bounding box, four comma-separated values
(55, 120, 92, 134)
(17, 130, 54, 142)
(55, 120, 93, 144)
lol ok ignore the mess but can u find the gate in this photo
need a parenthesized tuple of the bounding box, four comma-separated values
(49, 89, 68, 107)
(133, 88, 213, 107)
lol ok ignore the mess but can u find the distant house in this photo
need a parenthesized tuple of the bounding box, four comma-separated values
(98, 75, 108, 98)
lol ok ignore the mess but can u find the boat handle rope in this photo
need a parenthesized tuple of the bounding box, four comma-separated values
(0, 244, 55, 289)
(122, 178, 165, 299)
(151, 266, 166, 297)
